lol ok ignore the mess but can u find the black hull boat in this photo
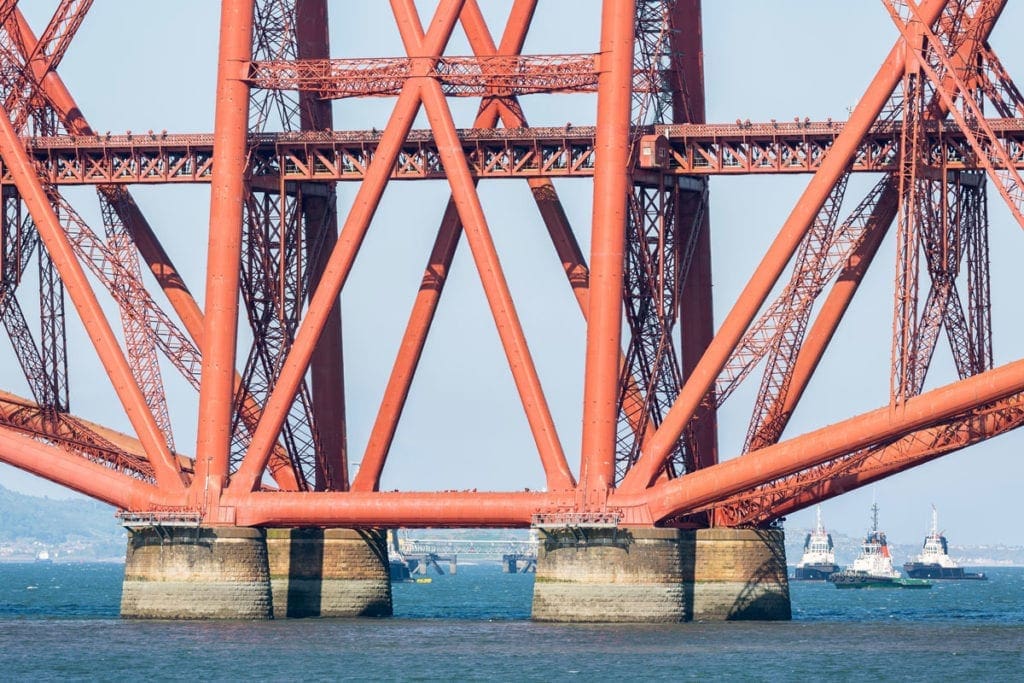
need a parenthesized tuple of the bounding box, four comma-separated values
(794, 563, 840, 581)
(792, 506, 840, 581)
(902, 506, 987, 581)
(903, 563, 986, 580)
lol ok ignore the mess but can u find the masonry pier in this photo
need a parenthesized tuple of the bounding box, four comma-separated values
(120, 524, 391, 619)
(266, 528, 392, 618)
(531, 527, 791, 622)
(121, 526, 273, 619)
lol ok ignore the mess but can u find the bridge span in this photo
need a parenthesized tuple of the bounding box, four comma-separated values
(0, 0, 1021, 621)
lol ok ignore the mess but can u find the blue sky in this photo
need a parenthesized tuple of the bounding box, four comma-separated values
(1, 1, 1022, 546)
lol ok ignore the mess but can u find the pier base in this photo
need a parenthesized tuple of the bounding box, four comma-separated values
(121, 526, 273, 619)
(266, 528, 392, 618)
(531, 527, 790, 622)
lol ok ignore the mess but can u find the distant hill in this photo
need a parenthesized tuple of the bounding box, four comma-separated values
(0, 484, 124, 559)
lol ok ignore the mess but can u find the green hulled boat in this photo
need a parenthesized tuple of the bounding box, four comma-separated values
(828, 504, 932, 590)
(895, 578, 932, 589)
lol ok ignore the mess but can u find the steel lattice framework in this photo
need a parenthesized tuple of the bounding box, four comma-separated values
(0, 0, 1021, 529)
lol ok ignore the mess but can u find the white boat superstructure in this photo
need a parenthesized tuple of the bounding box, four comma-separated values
(796, 507, 836, 566)
(903, 506, 986, 579)
(794, 506, 841, 580)
(846, 504, 900, 579)
(910, 506, 957, 568)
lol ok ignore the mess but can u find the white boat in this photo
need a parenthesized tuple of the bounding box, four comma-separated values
(793, 506, 840, 580)
(828, 504, 927, 588)
(903, 506, 986, 580)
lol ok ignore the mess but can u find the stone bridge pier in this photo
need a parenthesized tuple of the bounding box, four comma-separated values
(531, 527, 791, 622)
(119, 523, 787, 621)
(120, 525, 391, 619)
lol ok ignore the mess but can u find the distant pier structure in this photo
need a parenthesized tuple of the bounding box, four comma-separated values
(502, 553, 537, 574)
(387, 531, 537, 577)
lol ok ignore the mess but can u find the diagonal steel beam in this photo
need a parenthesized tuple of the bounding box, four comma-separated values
(618, 0, 951, 493)
(229, 0, 467, 495)
(0, 103, 183, 490)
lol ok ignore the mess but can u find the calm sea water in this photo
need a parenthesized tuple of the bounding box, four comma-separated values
(1, 562, 1022, 681)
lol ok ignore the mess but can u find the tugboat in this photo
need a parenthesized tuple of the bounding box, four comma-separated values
(903, 506, 987, 580)
(828, 503, 930, 589)
(793, 506, 841, 580)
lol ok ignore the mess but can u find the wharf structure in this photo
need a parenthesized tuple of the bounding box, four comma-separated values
(0, 0, 1021, 621)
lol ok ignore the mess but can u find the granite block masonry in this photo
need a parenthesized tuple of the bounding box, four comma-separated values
(532, 527, 790, 622)
(121, 526, 273, 619)
(121, 526, 391, 619)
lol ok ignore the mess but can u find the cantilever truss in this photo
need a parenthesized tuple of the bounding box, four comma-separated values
(0, 0, 1022, 528)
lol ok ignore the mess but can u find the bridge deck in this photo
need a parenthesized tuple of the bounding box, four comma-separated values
(10, 119, 1024, 185)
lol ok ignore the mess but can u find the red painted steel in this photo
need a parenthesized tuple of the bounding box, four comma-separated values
(192, 0, 256, 508)
(673, 0, 718, 476)
(8, 119, 1024, 186)
(0, 1, 1022, 529)
(578, 0, 636, 499)
(618, 0, 950, 494)
(296, 0, 346, 493)
(0, 102, 184, 491)
(248, 54, 602, 99)
(7, 10, 302, 491)
(412, 4, 573, 491)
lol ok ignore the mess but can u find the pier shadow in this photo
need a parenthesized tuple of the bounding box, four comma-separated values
(540, 526, 634, 552)
(285, 527, 324, 618)
(727, 528, 791, 620)
(677, 530, 697, 622)
(356, 529, 392, 618)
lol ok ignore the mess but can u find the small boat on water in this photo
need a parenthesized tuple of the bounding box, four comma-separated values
(793, 506, 841, 580)
(34, 550, 53, 563)
(903, 506, 987, 580)
(828, 503, 931, 589)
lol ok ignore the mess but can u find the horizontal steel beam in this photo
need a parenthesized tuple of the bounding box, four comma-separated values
(247, 54, 605, 98)
(6, 118, 1024, 185)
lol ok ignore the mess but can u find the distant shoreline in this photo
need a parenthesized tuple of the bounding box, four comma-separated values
(0, 557, 125, 564)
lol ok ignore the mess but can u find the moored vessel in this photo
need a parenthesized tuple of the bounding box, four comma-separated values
(828, 503, 930, 589)
(793, 506, 841, 580)
(903, 506, 987, 580)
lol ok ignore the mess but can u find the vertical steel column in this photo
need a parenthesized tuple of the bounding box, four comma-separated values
(579, 0, 636, 496)
(296, 0, 346, 491)
(672, 0, 718, 472)
(194, 0, 254, 504)
(619, 0, 949, 493)
(229, 0, 463, 493)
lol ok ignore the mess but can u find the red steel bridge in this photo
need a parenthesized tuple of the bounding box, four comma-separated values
(0, 0, 1021, 530)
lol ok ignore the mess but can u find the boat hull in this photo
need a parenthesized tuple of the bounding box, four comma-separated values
(829, 575, 900, 589)
(829, 573, 932, 589)
(903, 563, 987, 580)
(793, 564, 840, 581)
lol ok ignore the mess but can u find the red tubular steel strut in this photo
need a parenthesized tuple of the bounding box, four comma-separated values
(618, 0, 951, 494)
(0, 1, 1023, 528)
